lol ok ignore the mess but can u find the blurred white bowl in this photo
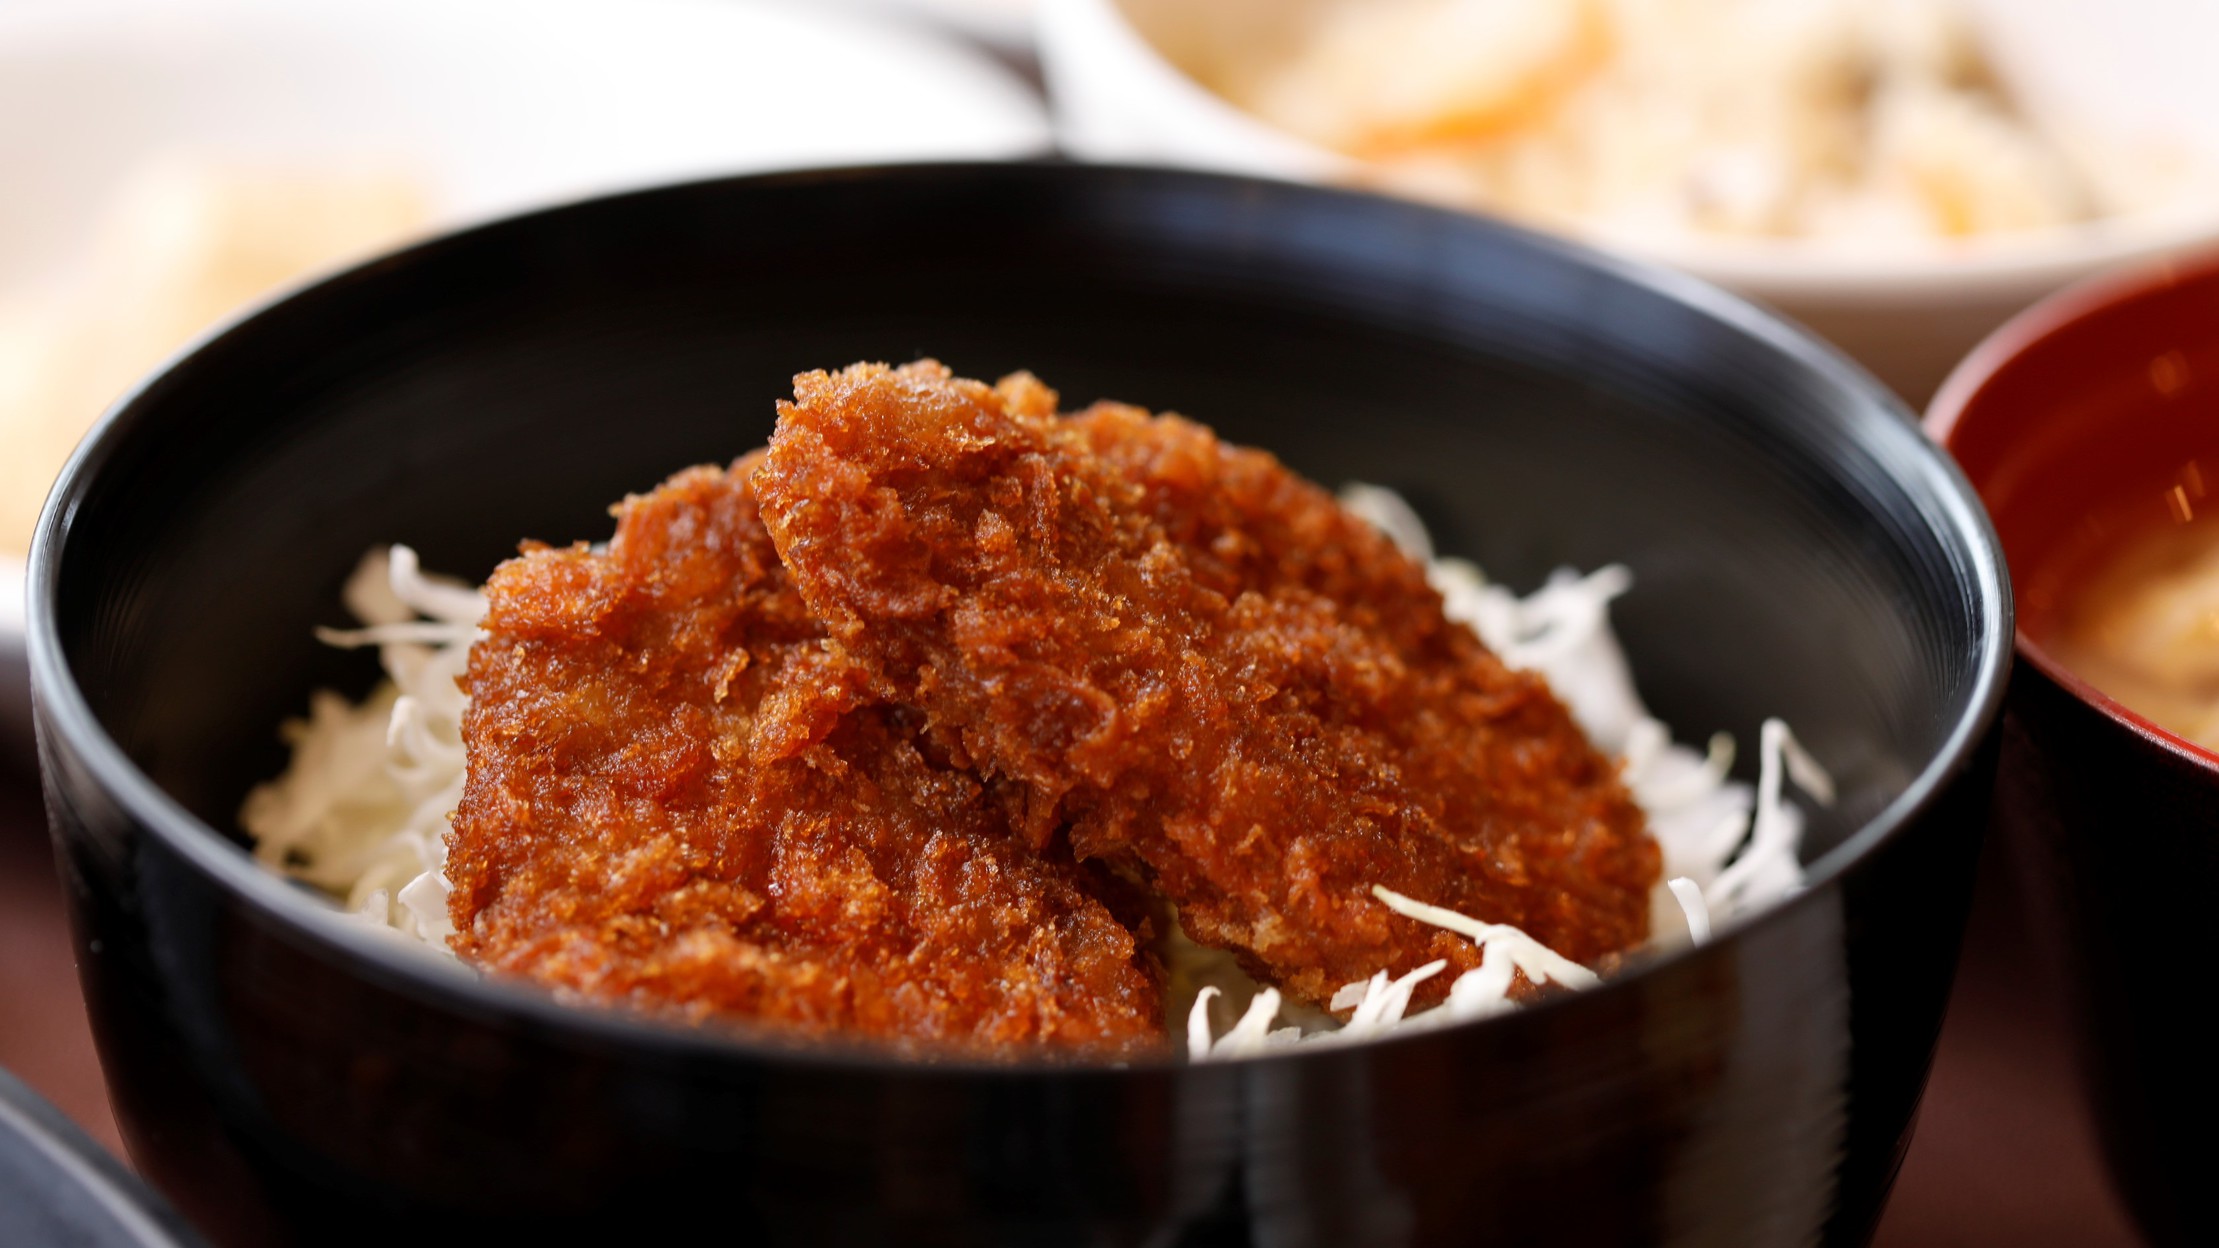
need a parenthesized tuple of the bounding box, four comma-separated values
(1040, 0, 2219, 405)
(851, 0, 1038, 50)
(0, 0, 1050, 766)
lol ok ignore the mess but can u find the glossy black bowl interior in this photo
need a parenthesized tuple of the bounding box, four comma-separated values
(31, 163, 2008, 1246)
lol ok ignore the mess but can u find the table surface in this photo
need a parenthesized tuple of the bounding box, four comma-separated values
(0, 762, 2145, 1246)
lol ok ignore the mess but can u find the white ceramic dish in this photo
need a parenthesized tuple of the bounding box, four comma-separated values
(0, 0, 1050, 766)
(851, 0, 1037, 50)
(1040, 0, 2219, 405)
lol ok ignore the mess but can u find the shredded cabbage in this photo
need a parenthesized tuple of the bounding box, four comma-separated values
(1179, 486, 1833, 1060)
(240, 546, 478, 951)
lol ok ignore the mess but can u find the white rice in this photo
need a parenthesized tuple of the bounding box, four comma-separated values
(241, 486, 1832, 1059)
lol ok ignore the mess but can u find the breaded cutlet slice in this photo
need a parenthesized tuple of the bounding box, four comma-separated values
(449, 454, 1163, 1054)
(756, 362, 1657, 1009)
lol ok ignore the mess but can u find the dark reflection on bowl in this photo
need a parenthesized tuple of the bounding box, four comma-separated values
(1930, 253, 2219, 1248)
(31, 163, 2006, 1246)
(0, 1066, 207, 1248)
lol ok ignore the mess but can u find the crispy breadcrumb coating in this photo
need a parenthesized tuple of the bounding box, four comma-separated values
(448, 455, 1163, 1054)
(756, 362, 1657, 1009)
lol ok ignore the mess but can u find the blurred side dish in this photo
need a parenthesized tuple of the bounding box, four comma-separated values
(1209, 0, 2196, 246)
(0, 160, 428, 554)
(2048, 510, 2219, 753)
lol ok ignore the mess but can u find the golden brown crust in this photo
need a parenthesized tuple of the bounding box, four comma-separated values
(448, 455, 1164, 1055)
(756, 362, 1658, 1009)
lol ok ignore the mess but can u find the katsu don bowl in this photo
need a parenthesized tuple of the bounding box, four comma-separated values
(28, 164, 2008, 1245)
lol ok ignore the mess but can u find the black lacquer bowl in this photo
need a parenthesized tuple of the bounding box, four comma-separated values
(29, 164, 2009, 1247)
(1929, 254, 2219, 1248)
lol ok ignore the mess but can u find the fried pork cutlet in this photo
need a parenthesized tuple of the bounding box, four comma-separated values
(447, 455, 1163, 1054)
(756, 362, 1658, 1009)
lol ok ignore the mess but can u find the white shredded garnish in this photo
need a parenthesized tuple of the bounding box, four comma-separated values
(240, 546, 482, 952)
(1188, 890, 1589, 1059)
(1328, 979, 1372, 1012)
(1636, 731, 1736, 810)
(1778, 719, 1838, 806)
(1444, 941, 1518, 1021)
(1668, 877, 1712, 944)
(1346, 959, 1447, 1032)
(1207, 988, 1286, 1059)
(1372, 886, 1598, 990)
(397, 867, 457, 946)
(1186, 985, 1222, 1062)
(1707, 718, 1833, 911)
(350, 886, 391, 926)
(314, 621, 478, 649)
(1179, 487, 1835, 1061)
(1340, 481, 1436, 563)
(388, 543, 489, 625)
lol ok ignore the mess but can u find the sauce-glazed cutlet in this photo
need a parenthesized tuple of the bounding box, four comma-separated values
(756, 362, 1658, 1009)
(447, 454, 1163, 1054)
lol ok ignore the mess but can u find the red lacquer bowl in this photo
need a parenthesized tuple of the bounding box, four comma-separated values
(1928, 253, 2219, 1248)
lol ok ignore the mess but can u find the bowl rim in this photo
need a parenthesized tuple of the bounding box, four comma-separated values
(1037, 0, 2219, 299)
(26, 160, 2014, 1076)
(1927, 247, 2219, 776)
